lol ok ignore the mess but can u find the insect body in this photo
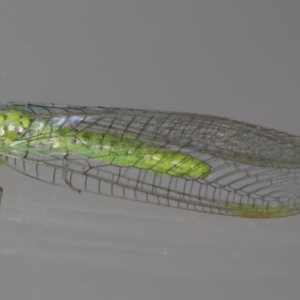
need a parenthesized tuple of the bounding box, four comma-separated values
(0, 102, 299, 218)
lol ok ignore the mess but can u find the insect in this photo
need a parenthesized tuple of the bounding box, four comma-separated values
(0, 102, 299, 218)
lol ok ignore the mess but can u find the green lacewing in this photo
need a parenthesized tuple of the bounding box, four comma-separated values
(0, 102, 299, 218)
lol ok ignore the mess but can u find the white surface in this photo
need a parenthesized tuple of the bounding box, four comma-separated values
(0, 1, 300, 300)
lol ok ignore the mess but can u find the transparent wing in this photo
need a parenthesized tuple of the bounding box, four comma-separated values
(2, 102, 300, 218)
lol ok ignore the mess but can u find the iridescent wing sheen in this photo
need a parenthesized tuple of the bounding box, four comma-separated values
(2, 102, 300, 217)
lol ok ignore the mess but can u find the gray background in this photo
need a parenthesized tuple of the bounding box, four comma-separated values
(0, 1, 300, 299)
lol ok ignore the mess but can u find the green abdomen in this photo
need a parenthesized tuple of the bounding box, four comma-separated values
(42, 130, 210, 179)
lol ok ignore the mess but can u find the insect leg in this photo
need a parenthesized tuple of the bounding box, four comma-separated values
(61, 161, 82, 193)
